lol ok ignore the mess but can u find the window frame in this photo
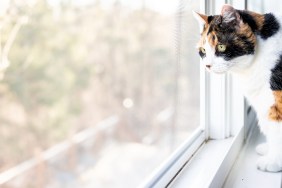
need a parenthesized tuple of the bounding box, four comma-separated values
(141, 0, 257, 187)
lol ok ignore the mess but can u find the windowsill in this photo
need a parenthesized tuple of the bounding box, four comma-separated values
(170, 134, 239, 188)
(170, 126, 282, 188)
(223, 126, 282, 188)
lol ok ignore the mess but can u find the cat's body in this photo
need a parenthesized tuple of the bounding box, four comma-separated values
(193, 5, 282, 172)
(232, 16, 282, 120)
(233, 20, 282, 172)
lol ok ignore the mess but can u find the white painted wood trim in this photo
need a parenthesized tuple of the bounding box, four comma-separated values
(140, 128, 205, 188)
(206, 0, 247, 140)
(170, 132, 240, 187)
(171, 120, 281, 188)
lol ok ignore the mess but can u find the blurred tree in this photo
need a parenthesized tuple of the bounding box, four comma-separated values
(0, 0, 93, 170)
(0, 0, 179, 175)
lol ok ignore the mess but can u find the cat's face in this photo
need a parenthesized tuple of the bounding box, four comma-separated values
(193, 5, 256, 73)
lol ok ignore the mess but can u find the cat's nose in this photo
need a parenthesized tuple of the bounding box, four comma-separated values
(206, 65, 211, 69)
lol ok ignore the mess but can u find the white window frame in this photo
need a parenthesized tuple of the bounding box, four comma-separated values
(140, 0, 257, 187)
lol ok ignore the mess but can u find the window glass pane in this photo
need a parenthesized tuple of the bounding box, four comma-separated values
(248, 0, 282, 12)
(247, 0, 264, 12)
(0, 0, 200, 187)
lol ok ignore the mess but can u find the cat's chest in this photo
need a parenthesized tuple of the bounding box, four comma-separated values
(233, 61, 274, 116)
(245, 86, 274, 116)
(234, 37, 280, 102)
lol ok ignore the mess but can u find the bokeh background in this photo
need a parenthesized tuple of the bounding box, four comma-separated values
(0, 0, 200, 187)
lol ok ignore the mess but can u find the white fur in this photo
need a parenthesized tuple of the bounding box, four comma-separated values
(256, 143, 268, 155)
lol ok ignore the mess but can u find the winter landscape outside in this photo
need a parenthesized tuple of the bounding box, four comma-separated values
(0, 0, 200, 187)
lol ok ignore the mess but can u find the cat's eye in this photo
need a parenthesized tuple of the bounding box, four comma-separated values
(217, 44, 226, 52)
(199, 47, 206, 54)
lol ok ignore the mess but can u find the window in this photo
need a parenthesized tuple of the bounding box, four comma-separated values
(0, 0, 202, 188)
(152, 0, 281, 187)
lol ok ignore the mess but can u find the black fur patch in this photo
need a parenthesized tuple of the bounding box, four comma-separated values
(270, 54, 282, 90)
(208, 16, 214, 24)
(215, 34, 255, 61)
(237, 10, 258, 32)
(259, 13, 280, 40)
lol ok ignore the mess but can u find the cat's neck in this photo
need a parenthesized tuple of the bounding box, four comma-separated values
(231, 29, 282, 97)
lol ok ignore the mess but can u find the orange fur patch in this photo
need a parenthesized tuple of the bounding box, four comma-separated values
(198, 24, 209, 47)
(198, 24, 219, 50)
(207, 31, 218, 48)
(238, 23, 256, 45)
(269, 91, 282, 121)
(249, 11, 265, 30)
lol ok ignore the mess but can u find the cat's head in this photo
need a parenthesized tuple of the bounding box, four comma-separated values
(193, 5, 257, 73)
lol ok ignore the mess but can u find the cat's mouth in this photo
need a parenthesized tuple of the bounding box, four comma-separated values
(207, 63, 230, 74)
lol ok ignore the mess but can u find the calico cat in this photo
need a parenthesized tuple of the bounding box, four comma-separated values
(193, 4, 282, 172)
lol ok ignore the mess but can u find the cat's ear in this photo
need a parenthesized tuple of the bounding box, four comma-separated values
(221, 4, 241, 25)
(192, 11, 208, 25)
